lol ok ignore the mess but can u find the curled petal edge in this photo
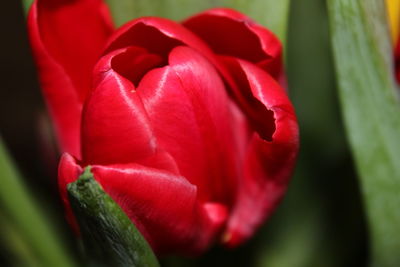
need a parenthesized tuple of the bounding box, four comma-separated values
(222, 59, 299, 247)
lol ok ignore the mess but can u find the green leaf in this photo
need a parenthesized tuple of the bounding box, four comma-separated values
(67, 167, 159, 267)
(327, 0, 400, 266)
(0, 211, 41, 267)
(105, 0, 289, 43)
(0, 139, 76, 267)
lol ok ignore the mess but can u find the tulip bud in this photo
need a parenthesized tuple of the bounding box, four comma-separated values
(29, 0, 299, 255)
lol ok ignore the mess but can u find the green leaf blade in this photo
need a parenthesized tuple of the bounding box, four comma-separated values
(0, 139, 76, 267)
(327, 1, 400, 266)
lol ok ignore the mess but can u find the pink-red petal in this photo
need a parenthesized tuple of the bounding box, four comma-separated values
(102, 16, 235, 82)
(219, 56, 277, 141)
(58, 154, 226, 254)
(221, 59, 299, 247)
(58, 153, 83, 233)
(102, 15, 248, 100)
(91, 163, 228, 254)
(62, 145, 220, 256)
(27, 0, 114, 157)
(110, 47, 164, 86)
(82, 47, 180, 174)
(30, 0, 114, 100)
(136, 46, 241, 205)
(81, 48, 158, 166)
(104, 17, 210, 58)
(183, 8, 283, 79)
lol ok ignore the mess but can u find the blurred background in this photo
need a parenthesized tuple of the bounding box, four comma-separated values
(0, 0, 368, 266)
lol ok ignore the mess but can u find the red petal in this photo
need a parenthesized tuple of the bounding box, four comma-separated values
(222, 59, 299, 247)
(219, 56, 277, 141)
(81, 47, 158, 166)
(83, 47, 180, 174)
(58, 155, 215, 254)
(110, 47, 164, 86)
(102, 16, 235, 82)
(102, 15, 245, 100)
(29, 0, 114, 100)
(91, 163, 228, 254)
(27, 0, 114, 157)
(104, 17, 210, 58)
(183, 8, 283, 79)
(136, 46, 240, 205)
(58, 153, 82, 233)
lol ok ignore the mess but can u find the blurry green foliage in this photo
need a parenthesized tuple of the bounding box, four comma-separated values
(0, 140, 76, 267)
(328, 0, 400, 266)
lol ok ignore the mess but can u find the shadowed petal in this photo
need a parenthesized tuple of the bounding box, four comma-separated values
(183, 8, 283, 79)
(104, 17, 210, 58)
(221, 58, 299, 247)
(58, 153, 83, 232)
(27, 0, 114, 157)
(102, 15, 248, 100)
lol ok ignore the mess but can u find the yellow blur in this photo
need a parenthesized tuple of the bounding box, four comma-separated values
(386, 0, 400, 44)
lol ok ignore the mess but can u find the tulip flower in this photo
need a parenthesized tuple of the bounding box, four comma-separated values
(28, 0, 299, 255)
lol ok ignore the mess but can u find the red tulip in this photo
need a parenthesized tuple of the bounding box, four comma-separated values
(28, 0, 299, 255)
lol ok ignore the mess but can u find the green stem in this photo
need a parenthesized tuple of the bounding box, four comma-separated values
(0, 139, 76, 267)
(327, 1, 400, 266)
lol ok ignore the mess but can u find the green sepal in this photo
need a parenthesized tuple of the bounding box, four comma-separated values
(67, 167, 159, 267)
